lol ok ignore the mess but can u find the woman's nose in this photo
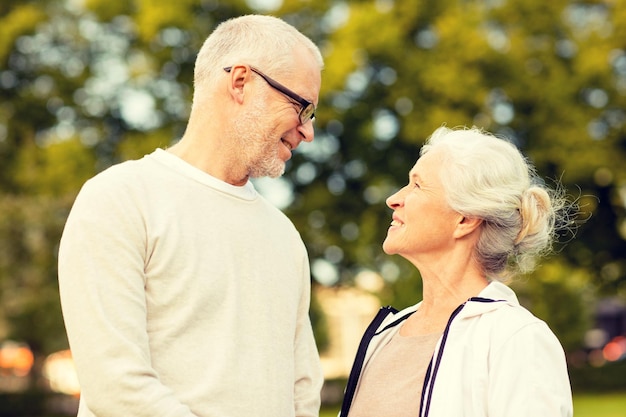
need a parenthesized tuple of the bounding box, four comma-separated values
(386, 189, 404, 209)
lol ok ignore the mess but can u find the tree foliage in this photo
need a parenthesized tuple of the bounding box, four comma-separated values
(1, 0, 625, 367)
(302, 0, 626, 346)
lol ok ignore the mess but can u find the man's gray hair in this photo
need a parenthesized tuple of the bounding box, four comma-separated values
(194, 15, 323, 89)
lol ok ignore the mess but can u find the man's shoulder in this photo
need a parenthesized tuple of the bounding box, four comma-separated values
(85, 154, 158, 188)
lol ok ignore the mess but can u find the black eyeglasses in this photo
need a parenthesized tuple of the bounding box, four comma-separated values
(224, 66, 316, 125)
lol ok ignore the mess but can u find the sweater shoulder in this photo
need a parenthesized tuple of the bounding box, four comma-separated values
(84, 157, 153, 190)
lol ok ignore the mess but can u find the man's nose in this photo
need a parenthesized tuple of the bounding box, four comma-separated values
(298, 119, 315, 143)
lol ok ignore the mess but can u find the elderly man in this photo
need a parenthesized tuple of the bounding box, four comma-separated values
(59, 15, 324, 417)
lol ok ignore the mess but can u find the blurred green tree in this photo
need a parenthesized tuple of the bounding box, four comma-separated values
(295, 0, 625, 350)
(1, 0, 625, 380)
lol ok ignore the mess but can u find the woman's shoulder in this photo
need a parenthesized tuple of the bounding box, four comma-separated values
(478, 302, 563, 353)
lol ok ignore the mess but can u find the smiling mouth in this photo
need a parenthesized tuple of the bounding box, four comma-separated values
(390, 219, 404, 227)
(281, 139, 293, 150)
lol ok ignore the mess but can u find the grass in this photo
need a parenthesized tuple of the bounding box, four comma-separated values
(320, 392, 626, 417)
(320, 407, 340, 417)
(573, 392, 626, 417)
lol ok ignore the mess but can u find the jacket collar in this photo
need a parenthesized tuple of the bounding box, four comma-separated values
(460, 281, 520, 318)
(384, 281, 519, 327)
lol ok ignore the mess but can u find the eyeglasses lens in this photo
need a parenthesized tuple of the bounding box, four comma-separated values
(300, 104, 315, 124)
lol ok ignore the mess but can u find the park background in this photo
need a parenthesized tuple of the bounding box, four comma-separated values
(1, 0, 626, 415)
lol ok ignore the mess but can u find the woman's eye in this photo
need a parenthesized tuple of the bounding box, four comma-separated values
(413, 182, 421, 189)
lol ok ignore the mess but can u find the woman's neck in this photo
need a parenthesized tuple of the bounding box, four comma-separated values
(400, 272, 489, 337)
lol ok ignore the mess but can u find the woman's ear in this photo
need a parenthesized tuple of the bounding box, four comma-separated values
(453, 215, 483, 239)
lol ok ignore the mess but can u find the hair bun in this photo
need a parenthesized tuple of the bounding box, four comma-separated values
(515, 187, 552, 245)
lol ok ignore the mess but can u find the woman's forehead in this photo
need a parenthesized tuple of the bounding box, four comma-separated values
(410, 149, 445, 178)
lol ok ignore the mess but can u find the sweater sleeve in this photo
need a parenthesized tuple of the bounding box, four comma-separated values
(487, 321, 573, 417)
(293, 254, 324, 417)
(58, 175, 198, 417)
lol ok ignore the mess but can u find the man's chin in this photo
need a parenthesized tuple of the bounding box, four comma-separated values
(250, 163, 286, 179)
(269, 165, 286, 178)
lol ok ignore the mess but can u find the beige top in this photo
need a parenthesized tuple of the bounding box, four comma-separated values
(348, 330, 442, 417)
(58, 149, 323, 417)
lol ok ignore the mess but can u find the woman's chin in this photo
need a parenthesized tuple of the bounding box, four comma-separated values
(382, 240, 395, 255)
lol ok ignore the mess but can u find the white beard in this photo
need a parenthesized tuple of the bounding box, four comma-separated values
(231, 97, 285, 179)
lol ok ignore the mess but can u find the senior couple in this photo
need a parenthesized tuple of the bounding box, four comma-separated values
(58, 14, 574, 417)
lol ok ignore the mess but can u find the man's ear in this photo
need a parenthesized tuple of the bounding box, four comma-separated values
(226, 65, 251, 104)
(453, 215, 483, 239)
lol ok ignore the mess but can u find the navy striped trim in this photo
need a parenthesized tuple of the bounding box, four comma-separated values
(419, 297, 506, 416)
(339, 305, 403, 416)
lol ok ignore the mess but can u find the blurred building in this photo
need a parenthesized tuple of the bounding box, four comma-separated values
(316, 286, 380, 380)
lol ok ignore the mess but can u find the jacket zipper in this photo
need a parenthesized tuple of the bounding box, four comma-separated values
(419, 302, 467, 417)
(419, 297, 504, 416)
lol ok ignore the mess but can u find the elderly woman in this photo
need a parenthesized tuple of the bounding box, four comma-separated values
(340, 126, 574, 417)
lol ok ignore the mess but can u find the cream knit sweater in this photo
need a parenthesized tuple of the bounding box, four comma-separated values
(58, 149, 322, 417)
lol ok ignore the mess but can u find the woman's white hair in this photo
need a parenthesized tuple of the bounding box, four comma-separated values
(193, 15, 323, 89)
(421, 126, 571, 280)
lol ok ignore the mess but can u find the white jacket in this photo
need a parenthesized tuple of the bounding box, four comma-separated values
(340, 282, 573, 417)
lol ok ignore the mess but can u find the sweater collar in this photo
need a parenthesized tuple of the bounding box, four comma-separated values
(150, 149, 258, 201)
